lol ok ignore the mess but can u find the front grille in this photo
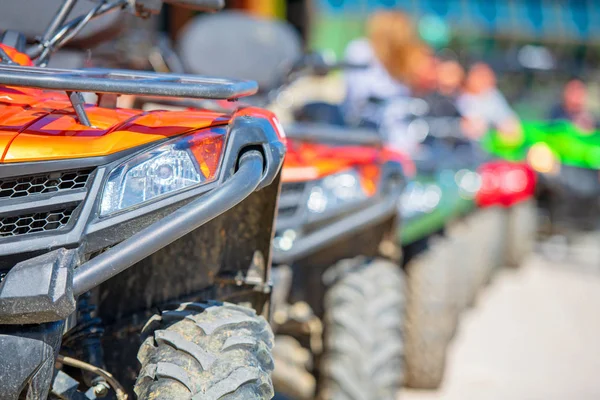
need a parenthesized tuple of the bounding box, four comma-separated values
(0, 167, 95, 239)
(0, 206, 77, 237)
(0, 168, 94, 199)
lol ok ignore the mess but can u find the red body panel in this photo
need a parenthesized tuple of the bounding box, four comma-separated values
(282, 140, 414, 182)
(476, 161, 537, 208)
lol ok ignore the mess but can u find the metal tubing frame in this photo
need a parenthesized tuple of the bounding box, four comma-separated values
(73, 151, 264, 296)
(29, 0, 127, 62)
(0, 65, 258, 100)
(271, 189, 401, 264)
(40, 0, 79, 44)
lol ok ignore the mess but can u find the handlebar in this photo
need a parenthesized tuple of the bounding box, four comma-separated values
(28, 0, 222, 66)
(163, 0, 224, 11)
(28, 0, 127, 65)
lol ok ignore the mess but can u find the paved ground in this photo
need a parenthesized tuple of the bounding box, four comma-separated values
(401, 239, 600, 400)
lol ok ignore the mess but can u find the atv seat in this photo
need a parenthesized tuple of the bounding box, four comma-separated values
(177, 11, 302, 92)
(285, 122, 382, 147)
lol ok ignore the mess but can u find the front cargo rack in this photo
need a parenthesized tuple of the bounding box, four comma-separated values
(0, 64, 257, 100)
(0, 64, 258, 126)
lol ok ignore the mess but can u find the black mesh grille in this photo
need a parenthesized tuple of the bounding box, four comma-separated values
(0, 168, 94, 199)
(0, 206, 77, 237)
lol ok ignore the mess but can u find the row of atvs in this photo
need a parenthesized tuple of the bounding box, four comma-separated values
(0, 3, 597, 399)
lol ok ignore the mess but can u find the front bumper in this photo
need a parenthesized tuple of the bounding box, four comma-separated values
(0, 152, 265, 325)
(0, 115, 284, 265)
(0, 113, 286, 324)
(272, 193, 399, 264)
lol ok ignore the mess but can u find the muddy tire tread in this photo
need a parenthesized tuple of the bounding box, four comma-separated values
(320, 258, 405, 400)
(404, 245, 452, 389)
(134, 301, 274, 400)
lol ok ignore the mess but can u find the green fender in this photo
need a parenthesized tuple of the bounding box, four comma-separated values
(482, 120, 600, 170)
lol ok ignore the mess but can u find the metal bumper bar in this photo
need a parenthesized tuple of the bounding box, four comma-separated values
(271, 192, 400, 264)
(73, 151, 264, 296)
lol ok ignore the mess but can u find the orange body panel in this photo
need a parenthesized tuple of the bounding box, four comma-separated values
(282, 141, 380, 182)
(0, 86, 230, 162)
(0, 44, 33, 67)
(0, 44, 234, 163)
(282, 140, 415, 184)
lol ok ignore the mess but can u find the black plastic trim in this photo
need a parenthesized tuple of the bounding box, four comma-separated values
(0, 168, 106, 256)
(0, 249, 77, 324)
(0, 191, 85, 215)
(221, 114, 285, 191)
(0, 321, 64, 400)
(284, 122, 382, 146)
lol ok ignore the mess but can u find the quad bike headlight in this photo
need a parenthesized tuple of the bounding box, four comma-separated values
(399, 182, 442, 218)
(306, 169, 367, 215)
(527, 142, 560, 175)
(100, 129, 225, 216)
(454, 169, 482, 199)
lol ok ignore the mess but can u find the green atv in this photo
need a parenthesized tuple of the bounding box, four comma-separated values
(483, 120, 600, 232)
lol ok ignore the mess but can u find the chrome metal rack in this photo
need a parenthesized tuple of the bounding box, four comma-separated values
(0, 64, 258, 100)
(0, 64, 258, 126)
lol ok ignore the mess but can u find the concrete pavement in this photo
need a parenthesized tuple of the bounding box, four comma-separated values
(401, 252, 600, 400)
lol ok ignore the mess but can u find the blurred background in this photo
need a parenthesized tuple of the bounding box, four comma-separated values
(204, 1, 600, 399)
(148, 1, 600, 398)
(15, 0, 597, 398)
(159, 0, 600, 119)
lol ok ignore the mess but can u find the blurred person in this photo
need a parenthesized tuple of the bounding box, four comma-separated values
(343, 10, 419, 126)
(549, 79, 596, 132)
(419, 56, 464, 118)
(457, 62, 522, 140)
(437, 58, 464, 98)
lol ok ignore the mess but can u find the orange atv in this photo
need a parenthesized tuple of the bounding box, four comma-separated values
(0, 1, 284, 399)
(269, 134, 410, 400)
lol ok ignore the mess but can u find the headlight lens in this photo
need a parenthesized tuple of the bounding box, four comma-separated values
(454, 169, 481, 199)
(100, 129, 225, 216)
(399, 182, 442, 218)
(306, 170, 367, 215)
(527, 142, 559, 175)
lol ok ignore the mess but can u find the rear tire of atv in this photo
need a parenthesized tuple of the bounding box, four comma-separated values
(481, 207, 506, 281)
(320, 258, 406, 400)
(449, 221, 478, 310)
(134, 301, 275, 400)
(404, 242, 453, 390)
(272, 335, 316, 400)
(505, 200, 537, 267)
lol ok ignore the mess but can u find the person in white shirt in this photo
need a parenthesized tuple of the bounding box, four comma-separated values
(342, 11, 439, 153)
(457, 62, 522, 140)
